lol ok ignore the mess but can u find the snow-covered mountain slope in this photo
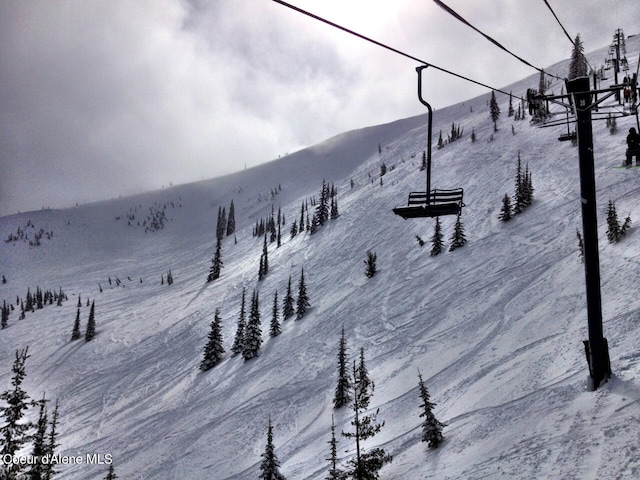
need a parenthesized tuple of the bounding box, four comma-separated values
(2, 35, 640, 479)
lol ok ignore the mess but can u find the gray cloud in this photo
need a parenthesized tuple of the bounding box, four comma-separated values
(1, 0, 638, 215)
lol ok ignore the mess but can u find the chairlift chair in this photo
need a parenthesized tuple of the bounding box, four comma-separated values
(393, 66, 465, 220)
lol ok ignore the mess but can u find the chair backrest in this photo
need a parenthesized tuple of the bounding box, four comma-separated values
(408, 189, 464, 206)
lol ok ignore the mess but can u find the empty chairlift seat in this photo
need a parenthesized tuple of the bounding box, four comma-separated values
(393, 188, 464, 219)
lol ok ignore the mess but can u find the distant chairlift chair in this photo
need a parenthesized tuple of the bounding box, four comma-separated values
(393, 65, 465, 220)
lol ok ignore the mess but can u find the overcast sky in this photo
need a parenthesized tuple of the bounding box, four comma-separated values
(1, 0, 639, 216)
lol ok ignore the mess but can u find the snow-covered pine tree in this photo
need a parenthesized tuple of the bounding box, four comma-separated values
(85, 301, 96, 341)
(334, 326, 351, 409)
(326, 415, 346, 480)
(200, 308, 225, 371)
(0, 348, 34, 480)
(499, 194, 513, 222)
(231, 288, 247, 357)
(71, 308, 82, 340)
(269, 206, 277, 243)
(104, 464, 118, 480)
(277, 222, 281, 248)
(282, 276, 295, 320)
(29, 393, 48, 480)
(364, 251, 377, 278)
(226, 199, 236, 237)
(259, 234, 269, 280)
(342, 350, 392, 480)
(568, 33, 588, 80)
(330, 195, 339, 220)
(44, 399, 60, 480)
(430, 217, 444, 256)
(1, 301, 8, 329)
(242, 290, 262, 361)
(270, 291, 281, 338)
(317, 180, 330, 226)
(207, 238, 223, 282)
(259, 417, 287, 480)
(606, 199, 631, 243)
(489, 90, 500, 131)
(576, 229, 585, 263)
(448, 213, 467, 251)
(290, 219, 298, 238)
(508, 91, 514, 117)
(296, 268, 310, 320)
(523, 163, 534, 207)
(513, 153, 526, 214)
(417, 371, 445, 448)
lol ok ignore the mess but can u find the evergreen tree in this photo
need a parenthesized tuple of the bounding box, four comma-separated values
(430, 217, 444, 256)
(364, 251, 377, 278)
(44, 399, 60, 480)
(326, 415, 346, 480)
(243, 290, 262, 361)
(216, 206, 227, 240)
(499, 194, 513, 222)
(290, 220, 298, 238)
(330, 196, 339, 220)
(568, 33, 588, 80)
(420, 151, 427, 171)
(508, 91, 514, 117)
(277, 222, 282, 248)
(282, 277, 295, 320)
(231, 289, 247, 357)
(576, 229, 585, 263)
(207, 239, 223, 282)
(259, 235, 269, 281)
(513, 153, 526, 214)
(489, 90, 500, 131)
(259, 417, 287, 480)
(200, 308, 225, 371)
(334, 326, 351, 409)
(606, 199, 631, 243)
(317, 180, 330, 226)
(1, 301, 8, 329)
(296, 268, 310, 320)
(417, 371, 445, 448)
(29, 394, 48, 480)
(226, 199, 236, 237)
(342, 350, 392, 480)
(448, 213, 467, 251)
(104, 464, 118, 480)
(85, 301, 96, 341)
(71, 308, 82, 341)
(0, 348, 34, 480)
(270, 291, 281, 338)
(523, 163, 535, 207)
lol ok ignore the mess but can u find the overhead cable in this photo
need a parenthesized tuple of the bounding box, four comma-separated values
(433, 0, 564, 81)
(272, 0, 524, 100)
(541, 0, 593, 73)
(541, 0, 575, 47)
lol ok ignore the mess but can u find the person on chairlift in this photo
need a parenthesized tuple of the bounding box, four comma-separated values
(625, 127, 640, 167)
